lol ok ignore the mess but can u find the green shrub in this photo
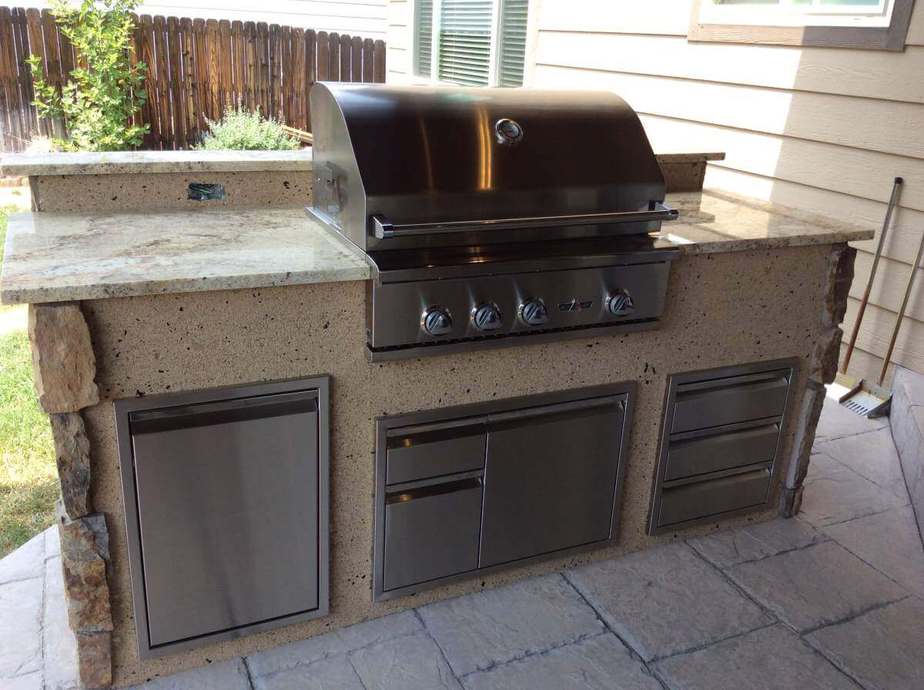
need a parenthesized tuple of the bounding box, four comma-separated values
(197, 107, 299, 151)
(27, 0, 148, 152)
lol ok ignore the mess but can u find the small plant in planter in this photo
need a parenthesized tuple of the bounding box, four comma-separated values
(197, 107, 300, 151)
(27, 0, 148, 152)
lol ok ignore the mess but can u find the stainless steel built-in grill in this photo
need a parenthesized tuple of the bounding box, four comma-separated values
(307, 83, 680, 359)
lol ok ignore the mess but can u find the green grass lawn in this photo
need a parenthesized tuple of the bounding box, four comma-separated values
(0, 202, 58, 558)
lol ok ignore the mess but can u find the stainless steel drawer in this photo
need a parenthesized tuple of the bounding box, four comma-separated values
(383, 479, 483, 591)
(386, 423, 486, 485)
(665, 423, 780, 481)
(658, 468, 771, 527)
(672, 372, 789, 433)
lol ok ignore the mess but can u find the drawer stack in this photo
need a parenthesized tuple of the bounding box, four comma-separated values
(649, 361, 796, 534)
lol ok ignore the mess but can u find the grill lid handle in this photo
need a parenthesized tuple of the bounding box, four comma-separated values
(371, 203, 678, 239)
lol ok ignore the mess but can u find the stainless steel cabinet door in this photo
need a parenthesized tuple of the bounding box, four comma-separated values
(129, 391, 320, 648)
(479, 397, 626, 568)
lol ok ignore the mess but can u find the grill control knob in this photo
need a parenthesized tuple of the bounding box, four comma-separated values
(422, 306, 453, 336)
(472, 303, 503, 332)
(606, 289, 635, 317)
(519, 298, 549, 327)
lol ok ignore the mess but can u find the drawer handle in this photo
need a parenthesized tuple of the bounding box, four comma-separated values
(386, 477, 482, 504)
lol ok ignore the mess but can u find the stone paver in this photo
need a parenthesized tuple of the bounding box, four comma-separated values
(254, 655, 365, 690)
(128, 658, 251, 690)
(0, 532, 44, 585)
(654, 624, 859, 690)
(566, 542, 771, 661)
(42, 556, 79, 690)
(4, 671, 43, 690)
(462, 633, 661, 690)
(688, 517, 827, 569)
(726, 541, 907, 632)
(799, 453, 906, 527)
(814, 398, 888, 441)
(419, 574, 603, 677)
(824, 506, 924, 598)
(806, 597, 924, 690)
(349, 631, 461, 690)
(818, 428, 909, 499)
(247, 611, 421, 677)
(0, 576, 43, 679)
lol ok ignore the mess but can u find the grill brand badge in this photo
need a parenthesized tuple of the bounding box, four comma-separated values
(559, 298, 594, 312)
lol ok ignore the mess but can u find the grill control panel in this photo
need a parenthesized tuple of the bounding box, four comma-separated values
(368, 260, 674, 358)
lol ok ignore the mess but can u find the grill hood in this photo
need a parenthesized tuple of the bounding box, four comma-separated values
(309, 83, 672, 252)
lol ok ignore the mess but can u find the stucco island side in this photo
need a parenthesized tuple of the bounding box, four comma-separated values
(69, 242, 847, 686)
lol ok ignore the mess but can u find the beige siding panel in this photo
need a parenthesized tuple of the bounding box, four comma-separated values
(537, 0, 691, 37)
(389, 24, 411, 49)
(907, 1, 924, 46)
(842, 298, 924, 374)
(532, 65, 924, 159)
(837, 342, 899, 388)
(640, 115, 924, 212)
(386, 45, 410, 74)
(852, 252, 924, 322)
(388, 0, 410, 27)
(704, 167, 924, 266)
(533, 31, 924, 103)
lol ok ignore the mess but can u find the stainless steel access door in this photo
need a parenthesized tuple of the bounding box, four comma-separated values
(126, 387, 323, 652)
(479, 396, 627, 568)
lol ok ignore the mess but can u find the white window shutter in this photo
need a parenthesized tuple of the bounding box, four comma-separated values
(438, 0, 494, 86)
(415, 0, 434, 77)
(497, 0, 528, 87)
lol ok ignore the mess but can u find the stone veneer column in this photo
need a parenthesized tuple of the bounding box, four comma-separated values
(779, 244, 856, 517)
(29, 302, 113, 688)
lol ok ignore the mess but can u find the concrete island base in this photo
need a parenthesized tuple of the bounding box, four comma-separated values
(24, 242, 852, 687)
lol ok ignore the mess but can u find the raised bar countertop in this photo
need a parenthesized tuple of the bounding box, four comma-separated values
(0, 150, 312, 176)
(0, 189, 873, 305)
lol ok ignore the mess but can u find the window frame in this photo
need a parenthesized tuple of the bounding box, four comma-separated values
(412, 0, 523, 87)
(688, 0, 917, 50)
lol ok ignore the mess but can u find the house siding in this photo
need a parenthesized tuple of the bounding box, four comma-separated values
(386, 0, 924, 379)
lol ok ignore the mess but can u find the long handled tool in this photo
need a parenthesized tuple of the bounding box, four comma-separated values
(829, 177, 902, 415)
(877, 217, 924, 383)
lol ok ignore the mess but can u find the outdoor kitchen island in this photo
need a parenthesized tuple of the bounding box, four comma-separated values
(0, 151, 872, 688)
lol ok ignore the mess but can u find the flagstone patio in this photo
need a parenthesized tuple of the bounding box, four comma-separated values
(2, 399, 921, 690)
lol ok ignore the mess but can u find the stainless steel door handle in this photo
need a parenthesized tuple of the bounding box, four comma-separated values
(371, 203, 678, 239)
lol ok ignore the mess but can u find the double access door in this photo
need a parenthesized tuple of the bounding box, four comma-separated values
(373, 384, 633, 601)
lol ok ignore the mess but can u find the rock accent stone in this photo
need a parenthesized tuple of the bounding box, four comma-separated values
(76, 632, 113, 689)
(49, 412, 92, 520)
(29, 303, 99, 414)
(781, 243, 858, 518)
(780, 380, 826, 517)
(823, 244, 856, 329)
(58, 511, 112, 688)
(810, 326, 844, 385)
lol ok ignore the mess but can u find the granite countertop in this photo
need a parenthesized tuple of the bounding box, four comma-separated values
(0, 207, 371, 304)
(658, 189, 874, 253)
(0, 190, 873, 305)
(0, 150, 312, 177)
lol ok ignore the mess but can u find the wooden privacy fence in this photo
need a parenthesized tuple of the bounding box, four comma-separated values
(0, 6, 386, 152)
